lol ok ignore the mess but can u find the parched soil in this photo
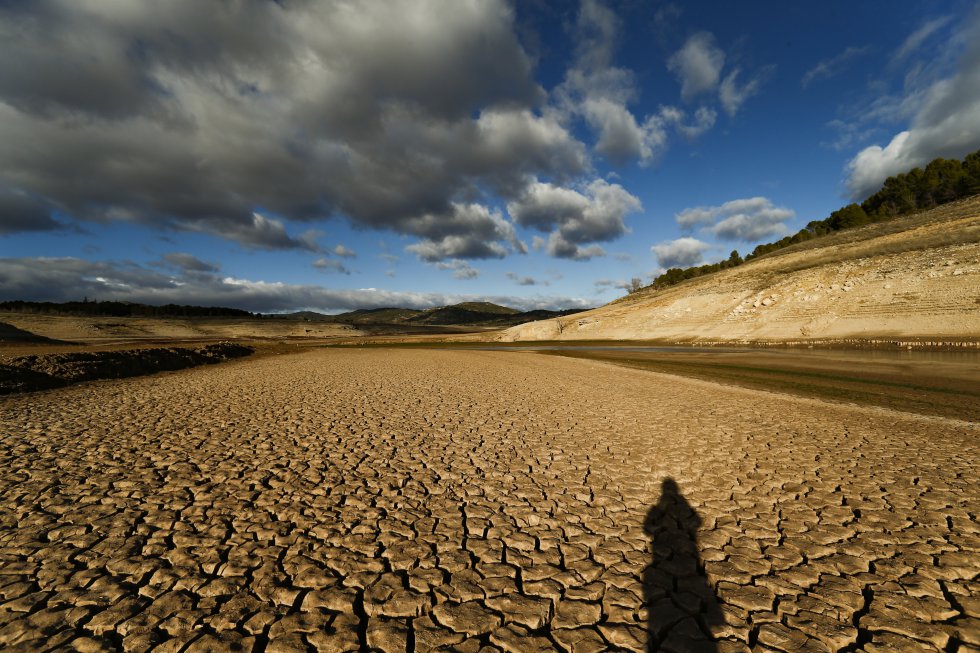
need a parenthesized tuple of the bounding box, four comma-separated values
(0, 350, 977, 651)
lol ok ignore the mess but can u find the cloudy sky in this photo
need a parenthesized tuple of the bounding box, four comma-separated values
(2, 0, 978, 313)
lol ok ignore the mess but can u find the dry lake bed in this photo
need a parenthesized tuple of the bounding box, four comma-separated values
(1, 349, 977, 652)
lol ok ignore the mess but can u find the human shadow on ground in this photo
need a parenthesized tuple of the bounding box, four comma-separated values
(643, 478, 725, 652)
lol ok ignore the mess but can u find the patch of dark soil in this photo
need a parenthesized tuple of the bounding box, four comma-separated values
(0, 342, 253, 395)
(0, 321, 62, 343)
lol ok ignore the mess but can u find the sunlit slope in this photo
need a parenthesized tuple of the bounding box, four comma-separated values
(503, 196, 980, 343)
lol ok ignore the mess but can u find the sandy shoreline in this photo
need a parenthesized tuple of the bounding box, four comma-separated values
(1, 349, 976, 651)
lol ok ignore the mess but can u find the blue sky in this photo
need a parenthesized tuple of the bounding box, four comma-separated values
(1, 0, 978, 312)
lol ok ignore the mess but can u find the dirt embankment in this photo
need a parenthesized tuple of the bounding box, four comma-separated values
(0, 342, 253, 394)
(504, 197, 980, 345)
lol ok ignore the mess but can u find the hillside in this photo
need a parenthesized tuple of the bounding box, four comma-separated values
(449, 302, 520, 315)
(503, 195, 980, 345)
(312, 308, 423, 325)
(327, 302, 582, 328)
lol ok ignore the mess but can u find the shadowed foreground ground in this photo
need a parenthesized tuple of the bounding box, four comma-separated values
(0, 349, 977, 651)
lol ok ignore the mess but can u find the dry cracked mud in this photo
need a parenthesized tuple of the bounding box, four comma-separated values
(0, 349, 977, 652)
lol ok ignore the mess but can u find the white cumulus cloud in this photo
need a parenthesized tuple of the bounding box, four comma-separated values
(553, 1, 717, 166)
(668, 32, 725, 101)
(719, 67, 771, 116)
(845, 14, 980, 198)
(651, 237, 711, 269)
(507, 179, 641, 261)
(676, 197, 794, 242)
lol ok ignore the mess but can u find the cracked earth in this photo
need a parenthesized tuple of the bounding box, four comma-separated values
(1, 349, 977, 652)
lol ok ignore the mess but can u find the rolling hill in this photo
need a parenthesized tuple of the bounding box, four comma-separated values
(325, 302, 584, 328)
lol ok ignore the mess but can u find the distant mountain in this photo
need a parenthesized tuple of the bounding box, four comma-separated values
(326, 302, 585, 328)
(322, 308, 423, 325)
(0, 299, 587, 331)
(449, 302, 520, 315)
(0, 300, 251, 318)
(272, 310, 341, 322)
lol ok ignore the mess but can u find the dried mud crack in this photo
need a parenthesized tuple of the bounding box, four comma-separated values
(0, 349, 977, 651)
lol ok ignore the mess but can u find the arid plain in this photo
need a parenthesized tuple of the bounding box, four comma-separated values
(1, 346, 978, 652)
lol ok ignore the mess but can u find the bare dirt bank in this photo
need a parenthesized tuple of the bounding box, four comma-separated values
(0, 342, 253, 394)
(504, 196, 980, 345)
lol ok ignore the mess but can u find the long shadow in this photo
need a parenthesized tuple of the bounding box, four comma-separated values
(644, 478, 725, 652)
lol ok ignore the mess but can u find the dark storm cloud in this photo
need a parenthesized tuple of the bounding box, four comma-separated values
(435, 259, 479, 280)
(312, 258, 350, 275)
(0, 257, 590, 313)
(405, 203, 526, 262)
(651, 237, 710, 268)
(0, 0, 589, 258)
(506, 272, 543, 286)
(161, 252, 219, 273)
(0, 187, 71, 235)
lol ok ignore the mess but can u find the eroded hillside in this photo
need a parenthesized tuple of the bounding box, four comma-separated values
(504, 196, 980, 344)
